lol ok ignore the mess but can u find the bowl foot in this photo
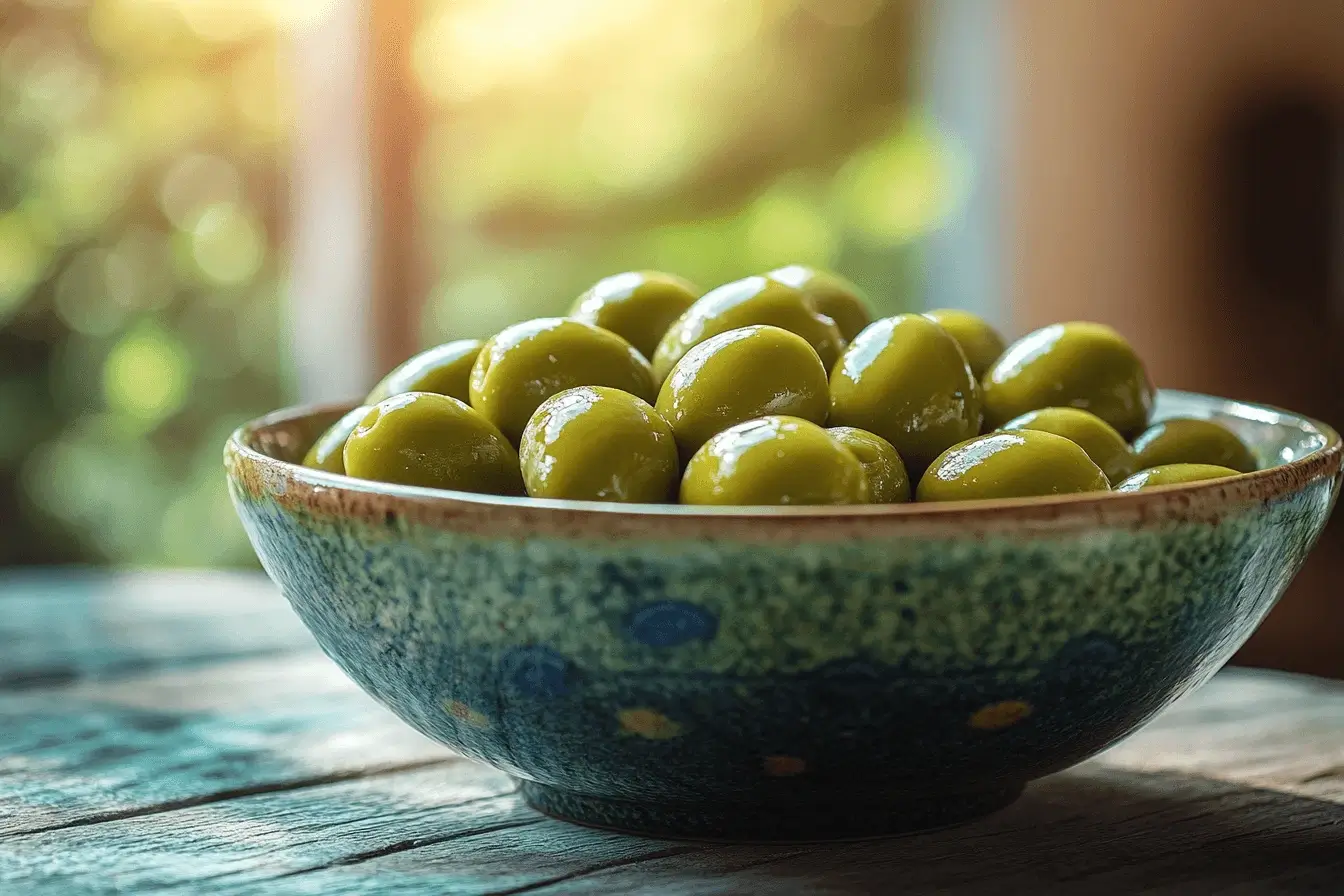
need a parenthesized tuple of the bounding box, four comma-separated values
(518, 780, 1024, 842)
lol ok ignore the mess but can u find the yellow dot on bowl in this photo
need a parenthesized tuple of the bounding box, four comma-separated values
(617, 708, 683, 740)
(969, 700, 1033, 731)
(446, 700, 491, 729)
(763, 755, 807, 777)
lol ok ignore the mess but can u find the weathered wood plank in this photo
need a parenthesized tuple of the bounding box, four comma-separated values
(0, 659, 1340, 895)
(0, 570, 312, 688)
(254, 763, 1344, 895)
(492, 767, 1343, 895)
(0, 764, 528, 893)
(0, 777, 695, 896)
(1101, 671, 1344, 799)
(0, 655, 448, 836)
(7, 762, 1339, 895)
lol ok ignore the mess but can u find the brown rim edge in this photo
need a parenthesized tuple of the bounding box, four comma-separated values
(224, 395, 1343, 541)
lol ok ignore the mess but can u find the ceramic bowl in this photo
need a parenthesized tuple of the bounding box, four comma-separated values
(225, 390, 1340, 841)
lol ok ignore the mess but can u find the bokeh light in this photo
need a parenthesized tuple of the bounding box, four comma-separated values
(101, 321, 194, 426)
(54, 248, 125, 336)
(190, 202, 265, 286)
(159, 154, 244, 230)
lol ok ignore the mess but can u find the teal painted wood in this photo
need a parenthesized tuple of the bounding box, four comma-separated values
(0, 653, 448, 836)
(2, 670, 1341, 895)
(0, 569, 313, 689)
(0, 571, 1341, 894)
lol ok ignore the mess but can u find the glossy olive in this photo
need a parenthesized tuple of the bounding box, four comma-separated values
(982, 322, 1154, 437)
(827, 426, 910, 503)
(768, 265, 871, 342)
(656, 325, 829, 461)
(681, 415, 868, 506)
(1115, 463, 1242, 492)
(519, 386, 679, 503)
(1000, 406, 1135, 485)
(1131, 418, 1256, 474)
(922, 309, 1006, 379)
(343, 392, 524, 495)
(469, 317, 656, 444)
(366, 339, 483, 404)
(651, 275, 844, 383)
(570, 271, 699, 360)
(302, 405, 371, 474)
(828, 314, 983, 476)
(917, 430, 1110, 503)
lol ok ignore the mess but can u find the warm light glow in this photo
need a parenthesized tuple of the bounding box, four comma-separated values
(578, 92, 700, 191)
(417, 0, 657, 101)
(168, 0, 343, 39)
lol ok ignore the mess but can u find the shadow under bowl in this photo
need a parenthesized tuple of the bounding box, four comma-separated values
(225, 390, 1341, 841)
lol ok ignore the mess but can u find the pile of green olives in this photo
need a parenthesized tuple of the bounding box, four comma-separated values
(303, 266, 1258, 506)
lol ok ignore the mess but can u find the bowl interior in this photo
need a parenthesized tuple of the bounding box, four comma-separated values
(1154, 391, 1330, 468)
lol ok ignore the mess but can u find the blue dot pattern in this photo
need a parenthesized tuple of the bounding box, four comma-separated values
(625, 600, 719, 648)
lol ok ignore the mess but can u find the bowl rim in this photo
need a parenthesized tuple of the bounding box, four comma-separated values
(226, 389, 1343, 538)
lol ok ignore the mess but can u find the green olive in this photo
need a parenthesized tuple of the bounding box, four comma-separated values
(768, 265, 871, 342)
(366, 339, 484, 404)
(1115, 463, 1242, 492)
(656, 325, 829, 461)
(303, 406, 371, 474)
(828, 314, 982, 477)
(652, 275, 844, 383)
(343, 392, 524, 495)
(1000, 406, 1135, 485)
(922, 309, 1006, 379)
(469, 317, 656, 444)
(917, 430, 1110, 502)
(569, 271, 699, 360)
(1131, 418, 1256, 474)
(519, 386, 679, 503)
(827, 426, 910, 503)
(681, 416, 868, 506)
(982, 322, 1154, 437)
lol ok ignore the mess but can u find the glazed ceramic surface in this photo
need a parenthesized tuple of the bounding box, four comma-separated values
(225, 391, 1340, 841)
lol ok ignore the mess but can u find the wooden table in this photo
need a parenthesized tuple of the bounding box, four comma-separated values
(1, 571, 1341, 894)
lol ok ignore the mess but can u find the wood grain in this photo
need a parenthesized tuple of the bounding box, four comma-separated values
(0, 656, 447, 837)
(1, 659, 1339, 894)
(1, 571, 1341, 894)
(0, 570, 312, 689)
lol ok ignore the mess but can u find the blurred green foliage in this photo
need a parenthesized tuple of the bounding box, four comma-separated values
(1, 0, 286, 567)
(1, 0, 962, 569)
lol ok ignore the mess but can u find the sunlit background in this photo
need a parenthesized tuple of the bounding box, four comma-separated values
(0, 0, 967, 569)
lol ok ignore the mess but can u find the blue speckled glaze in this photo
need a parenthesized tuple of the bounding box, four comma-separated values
(226, 391, 1340, 841)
